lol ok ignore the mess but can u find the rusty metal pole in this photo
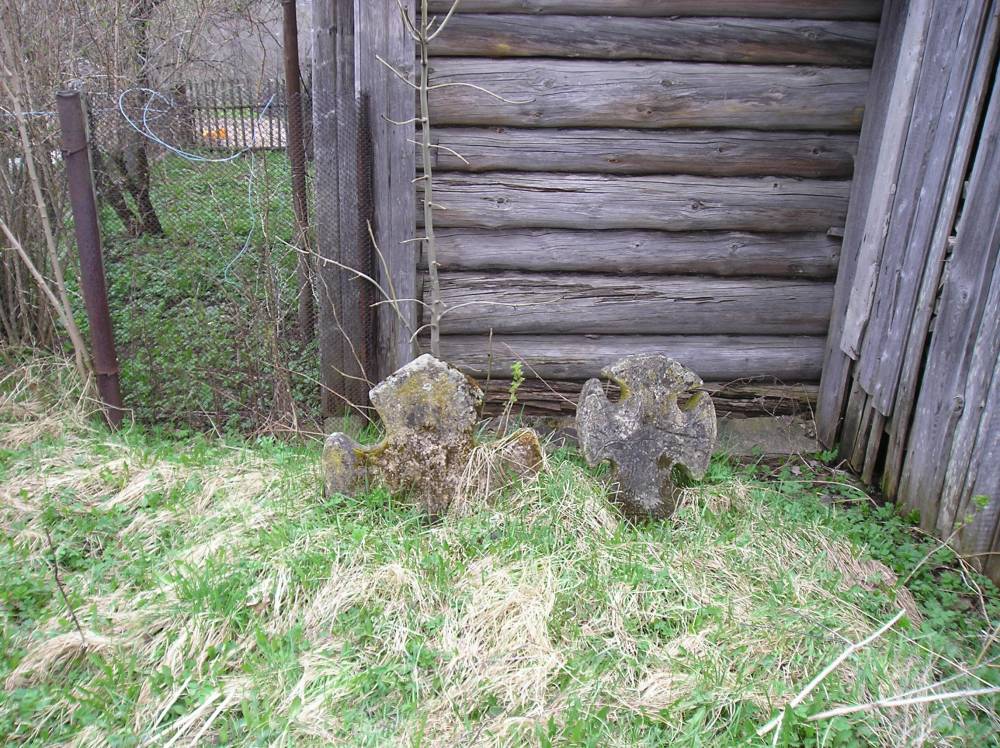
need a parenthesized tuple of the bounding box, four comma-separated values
(56, 91, 124, 429)
(282, 0, 315, 341)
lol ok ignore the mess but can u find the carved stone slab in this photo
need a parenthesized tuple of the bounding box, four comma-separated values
(576, 354, 716, 518)
(323, 354, 483, 516)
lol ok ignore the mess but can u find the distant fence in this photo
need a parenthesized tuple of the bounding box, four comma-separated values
(818, 0, 1000, 582)
(81, 78, 310, 243)
(77, 78, 309, 155)
(180, 78, 312, 152)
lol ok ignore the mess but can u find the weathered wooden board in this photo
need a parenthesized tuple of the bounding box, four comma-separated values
(427, 128, 858, 178)
(943, 257, 1000, 550)
(359, 0, 417, 378)
(478, 378, 818, 417)
(847, 399, 876, 473)
(431, 272, 833, 335)
(430, 15, 877, 66)
(837, 378, 869, 467)
(437, 334, 826, 381)
(426, 173, 850, 232)
(899, 64, 1000, 534)
(882, 3, 999, 498)
(815, 0, 906, 446)
(976, 374, 1000, 581)
(839, 0, 932, 357)
(858, 0, 994, 415)
(426, 1, 882, 20)
(428, 229, 840, 278)
(956, 334, 1000, 580)
(427, 60, 870, 131)
(860, 409, 885, 484)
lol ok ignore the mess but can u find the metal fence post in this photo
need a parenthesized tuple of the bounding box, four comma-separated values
(56, 91, 124, 429)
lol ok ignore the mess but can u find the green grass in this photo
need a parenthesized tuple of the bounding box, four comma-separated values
(1, 361, 998, 746)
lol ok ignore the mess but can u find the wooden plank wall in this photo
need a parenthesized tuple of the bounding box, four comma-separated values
(418, 0, 879, 415)
(817, 0, 1000, 582)
(315, 0, 417, 413)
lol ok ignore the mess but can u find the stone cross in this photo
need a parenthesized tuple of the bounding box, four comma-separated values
(324, 354, 483, 516)
(576, 354, 717, 518)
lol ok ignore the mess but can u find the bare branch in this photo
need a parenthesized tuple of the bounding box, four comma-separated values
(427, 0, 462, 42)
(44, 528, 87, 648)
(382, 114, 425, 126)
(426, 81, 534, 105)
(408, 138, 469, 165)
(376, 54, 418, 90)
(393, 0, 421, 41)
(808, 686, 1000, 723)
(757, 610, 907, 738)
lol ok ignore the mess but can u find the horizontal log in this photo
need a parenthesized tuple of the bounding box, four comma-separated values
(436, 334, 826, 381)
(430, 15, 877, 66)
(427, 128, 858, 177)
(427, 173, 850, 232)
(426, 1, 882, 20)
(428, 60, 870, 131)
(432, 272, 834, 334)
(480, 378, 818, 417)
(428, 229, 841, 278)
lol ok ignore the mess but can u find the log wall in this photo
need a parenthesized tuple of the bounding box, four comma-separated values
(417, 0, 880, 415)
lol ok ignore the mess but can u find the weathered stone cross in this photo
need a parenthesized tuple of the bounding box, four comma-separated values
(576, 354, 717, 518)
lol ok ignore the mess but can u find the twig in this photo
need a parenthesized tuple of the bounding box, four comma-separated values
(498, 342, 578, 407)
(757, 609, 906, 737)
(426, 81, 534, 104)
(417, 0, 443, 356)
(44, 528, 87, 647)
(976, 622, 1000, 666)
(382, 114, 424, 126)
(897, 510, 981, 591)
(375, 54, 418, 89)
(407, 138, 469, 164)
(426, 0, 461, 41)
(393, 0, 420, 40)
(807, 686, 1000, 722)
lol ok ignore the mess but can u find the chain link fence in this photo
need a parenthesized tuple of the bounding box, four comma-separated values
(79, 80, 319, 432)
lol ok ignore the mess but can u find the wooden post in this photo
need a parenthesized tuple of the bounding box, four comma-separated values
(313, 0, 416, 413)
(313, 0, 343, 414)
(333, 0, 369, 408)
(314, 0, 372, 413)
(282, 0, 315, 341)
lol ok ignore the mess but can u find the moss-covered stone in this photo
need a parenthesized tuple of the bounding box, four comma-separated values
(322, 354, 483, 516)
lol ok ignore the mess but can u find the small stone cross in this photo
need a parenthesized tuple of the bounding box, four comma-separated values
(576, 354, 717, 518)
(323, 354, 482, 516)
